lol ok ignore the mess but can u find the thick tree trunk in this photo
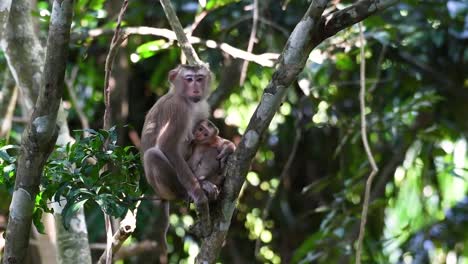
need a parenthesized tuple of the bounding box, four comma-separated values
(0, 0, 92, 262)
(0, 70, 18, 139)
(2, 0, 75, 263)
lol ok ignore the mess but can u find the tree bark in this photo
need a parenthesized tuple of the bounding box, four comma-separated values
(0, 70, 18, 139)
(196, 0, 399, 262)
(2, 0, 75, 263)
(1, 0, 93, 261)
(0, 0, 43, 111)
(0, 0, 12, 40)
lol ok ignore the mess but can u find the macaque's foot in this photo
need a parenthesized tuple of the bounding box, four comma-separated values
(188, 219, 212, 238)
(200, 180, 219, 201)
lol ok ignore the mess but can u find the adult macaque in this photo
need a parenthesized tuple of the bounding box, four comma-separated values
(188, 120, 236, 200)
(141, 65, 222, 261)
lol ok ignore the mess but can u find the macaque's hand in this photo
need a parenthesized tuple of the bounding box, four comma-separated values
(200, 180, 219, 201)
(217, 141, 236, 166)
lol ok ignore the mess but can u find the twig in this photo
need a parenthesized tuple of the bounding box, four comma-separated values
(355, 23, 378, 264)
(97, 204, 141, 264)
(254, 116, 302, 256)
(103, 0, 128, 131)
(114, 240, 158, 260)
(239, 0, 259, 85)
(159, 0, 201, 65)
(65, 66, 90, 136)
(101, 1, 129, 263)
(83, 26, 278, 67)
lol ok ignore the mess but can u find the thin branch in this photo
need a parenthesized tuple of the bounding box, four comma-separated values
(101, 1, 129, 263)
(103, 0, 128, 131)
(355, 23, 378, 264)
(97, 206, 141, 264)
(254, 117, 302, 256)
(239, 0, 259, 85)
(83, 27, 278, 67)
(159, 0, 201, 65)
(322, 0, 399, 40)
(196, 1, 330, 262)
(114, 240, 158, 260)
(65, 66, 90, 136)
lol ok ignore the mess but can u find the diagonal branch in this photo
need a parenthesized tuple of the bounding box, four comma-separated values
(196, 0, 398, 262)
(321, 0, 399, 40)
(196, 1, 329, 262)
(159, 0, 201, 65)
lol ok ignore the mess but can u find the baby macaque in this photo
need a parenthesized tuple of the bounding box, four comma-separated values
(188, 120, 236, 201)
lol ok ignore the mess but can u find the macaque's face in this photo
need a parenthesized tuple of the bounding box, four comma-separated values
(193, 121, 216, 143)
(169, 66, 210, 103)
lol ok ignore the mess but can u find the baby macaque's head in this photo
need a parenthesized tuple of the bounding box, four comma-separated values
(193, 120, 219, 144)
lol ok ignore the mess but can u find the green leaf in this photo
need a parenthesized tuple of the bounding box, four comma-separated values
(205, 0, 239, 10)
(95, 193, 126, 217)
(136, 40, 168, 59)
(32, 208, 46, 234)
(62, 198, 88, 230)
(335, 53, 354, 71)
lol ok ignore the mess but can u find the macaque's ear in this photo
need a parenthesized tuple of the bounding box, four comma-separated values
(168, 68, 179, 83)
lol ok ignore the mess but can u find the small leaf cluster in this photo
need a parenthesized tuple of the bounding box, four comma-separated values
(39, 127, 142, 230)
(0, 140, 18, 191)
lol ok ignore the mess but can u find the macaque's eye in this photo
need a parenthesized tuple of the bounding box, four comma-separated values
(196, 77, 204, 82)
(204, 133, 208, 137)
(198, 127, 203, 131)
(185, 77, 193, 82)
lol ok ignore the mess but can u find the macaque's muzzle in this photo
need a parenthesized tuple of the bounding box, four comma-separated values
(191, 96, 202, 102)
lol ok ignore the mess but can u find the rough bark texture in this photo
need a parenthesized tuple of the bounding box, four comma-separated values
(53, 207, 91, 264)
(0, 0, 12, 40)
(2, 1, 75, 263)
(1, 0, 92, 261)
(159, 0, 201, 65)
(196, 0, 399, 262)
(0, 70, 17, 138)
(1, 0, 43, 111)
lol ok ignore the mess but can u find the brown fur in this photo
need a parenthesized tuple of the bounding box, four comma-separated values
(188, 120, 236, 200)
(140, 65, 212, 262)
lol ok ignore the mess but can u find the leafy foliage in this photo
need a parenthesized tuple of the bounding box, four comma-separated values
(41, 127, 142, 229)
(1, 129, 142, 232)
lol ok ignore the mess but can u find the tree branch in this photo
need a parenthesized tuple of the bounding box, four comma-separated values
(159, 0, 201, 65)
(97, 209, 139, 264)
(195, 0, 398, 262)
(100, 1, 129, 263)
(0, 0, 12, 40)
(80, 26, 278, 67)
(321, 0, 399, 40)
(2, 0, 74, 263)
(355, 23, 379, 264)
(0, 0, 44, 111)
(239, 0, 259, 85)
(0, 69, 18, 139)
(196, 1, 329, 262)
